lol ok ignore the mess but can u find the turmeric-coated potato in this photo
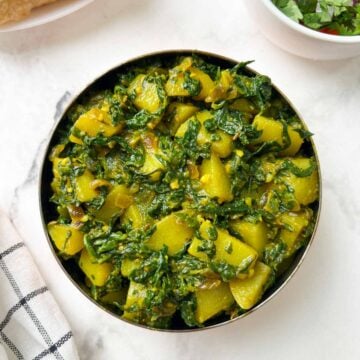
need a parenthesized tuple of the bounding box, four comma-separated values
(280, 158, 319, 206)
(166, 102, 199, 134)
(176, 111, 233, 158)
(200, 152, 233, 203)
(95, 185, 133, 223)
(48, 222, 84, 255)
(195, 282, 234, 323)
(230, 261, 272, 310)
(70, 107, 123, 144)
(188, 221, 258, 274)
(79, 249, 112, 287)
(146, 212, 194, 255)
(230, 220, 268, 255)
(165, 57, 215, 100)
(253, 115, 303, 156)
(279, 211, 311, 256)
(75, 170, 99, 203)
(128, 74, 165, 114)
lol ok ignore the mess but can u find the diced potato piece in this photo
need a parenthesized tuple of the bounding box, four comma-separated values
(189, 222, 258, 272)
(230, 261, 272, 310)
(195, 282, 234, 323)
(196, 111, 232, 158)
(253, 115, 283, 144)
(165, 57, 215, 100)
(70, 108, 123, 144)
(166, 102, 198, 134)
(281, 158, 319, 205)
(188, 237, 209, 262)
(200, 152, 233, 203)
(121, 258, 141, 277)
(141, 152, 164, 181)
(123, 282, 147, 321)
(280, 128, 303, 157)
(51, 157, 70, 178)
(47, 222, 84, 255)
(176, 111, 233, 158)
(165, 71, 190, 97)
(230, 220, 268, 254)
(95, 185, 133, 223)
(279, 211, 311, 256)
(122, 204, 146, 229)
(101, 290, 126, 305)
(75, 170, 99, 202)
(229, 98, 257, 114)
(253, 115, 303, 156)
(205, 70, 238, 103)
(79, 249, 112, 287)
(146, 212, 193, 255)
(128, 74, 164, 113)
(191, 67, 215, 101)
(215, 228, 258, 270)
(139, 132, 165, 181)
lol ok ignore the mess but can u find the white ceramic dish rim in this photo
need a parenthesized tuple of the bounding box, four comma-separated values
(0, 0, 94, 32)
(264, 0, 360, 43)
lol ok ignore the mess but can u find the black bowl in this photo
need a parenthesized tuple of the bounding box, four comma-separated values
(39, 50, 322, 332)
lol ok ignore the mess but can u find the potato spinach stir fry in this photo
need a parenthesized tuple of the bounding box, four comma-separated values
(47, 55, 319, 329)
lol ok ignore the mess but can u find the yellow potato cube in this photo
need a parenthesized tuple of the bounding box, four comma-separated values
(141, 152, 165, 181)
(128, 74, 164, 113)
(121, 258, 141, 277)
(188, 222, 258, 272)
(139, 132, 165, 181)
(176, 111, 233, 158)
(79, 249, 112, 287)
(229, 98, 257, 114)
(230, 261, 272, 310)
(215, 228, 258, 270)
(279, 211, 311, 256)
(205, 70, 238, 102)
(230, 220, 268, 255)
(253, 115, 303, 156)
(146, 212, 194, 255)
(122, 204, 146, 229)
(95, 185, 133, 223)
(280, 128, 303, 157)
(200, 152, 233, 203)
(70, 108, 123, 144)
(123, 281, 147, 321)
(195, 282, 234, 323)
(47, 222, 84, 255)
(75, 170, 99, 203)
(101, 290, 126, 305)
(281, 158, 319, 206)
(166, 102, 198, 134)
(253, 115, 283, 144)
(165, 57, 215, 100)
(188, 237, 209, 262)
(190, 67, 215, 101)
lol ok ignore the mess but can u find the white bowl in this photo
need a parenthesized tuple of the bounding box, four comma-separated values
(245, 0, 360, 60)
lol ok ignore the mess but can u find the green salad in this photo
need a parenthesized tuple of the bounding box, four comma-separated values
(272, 0, 360, 35)
(46, 54, 319, 329)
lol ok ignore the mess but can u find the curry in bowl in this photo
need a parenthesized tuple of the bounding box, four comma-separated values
(42, 53, 319, 329)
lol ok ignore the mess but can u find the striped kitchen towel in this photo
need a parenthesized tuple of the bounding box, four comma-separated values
(0, 212, 79, 360)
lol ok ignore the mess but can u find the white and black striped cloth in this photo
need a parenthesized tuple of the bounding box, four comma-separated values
(0, 213, 79, 360)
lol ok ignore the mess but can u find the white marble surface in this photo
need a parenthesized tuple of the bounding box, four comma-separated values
(1, 0, 360, 359)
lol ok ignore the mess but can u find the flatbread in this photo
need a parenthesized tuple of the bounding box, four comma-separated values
(0, 0, 58, 25)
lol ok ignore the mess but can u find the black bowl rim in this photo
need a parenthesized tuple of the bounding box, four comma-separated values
(38, 49, 322, 333)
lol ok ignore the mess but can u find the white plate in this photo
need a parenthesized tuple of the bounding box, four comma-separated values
(0, 0, 94, 32)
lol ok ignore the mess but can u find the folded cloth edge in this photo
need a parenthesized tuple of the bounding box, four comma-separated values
(0, 211, 79, 360)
